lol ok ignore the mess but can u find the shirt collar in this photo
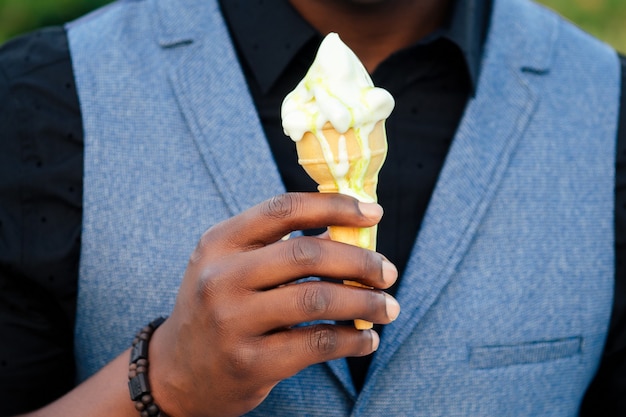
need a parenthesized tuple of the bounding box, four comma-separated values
(219, 0, 492, 94)
(445, 0, 493, 88)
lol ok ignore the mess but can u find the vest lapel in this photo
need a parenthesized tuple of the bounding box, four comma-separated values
(359, 0, 556, 404)
(153, 0, 285, 215)
(370, 62, 538, 378)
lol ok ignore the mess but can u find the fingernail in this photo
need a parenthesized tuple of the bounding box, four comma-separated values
(382, 259, 398, 285)
(370, 329, 380, 352)
(385, 293, 401, 321)
(358, 202, 383, 220)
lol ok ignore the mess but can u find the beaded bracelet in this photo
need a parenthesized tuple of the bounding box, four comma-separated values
(128, 316, 170, 417)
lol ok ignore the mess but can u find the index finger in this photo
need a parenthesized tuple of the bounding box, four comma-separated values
(198, 193, 383, 257)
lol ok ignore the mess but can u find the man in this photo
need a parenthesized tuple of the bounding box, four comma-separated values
(0, 0, 624, 415)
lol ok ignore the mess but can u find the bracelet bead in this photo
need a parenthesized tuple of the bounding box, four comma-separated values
(128, 317, 169, 417)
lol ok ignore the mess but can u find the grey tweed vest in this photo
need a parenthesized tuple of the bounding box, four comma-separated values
(68, 0, 620, 414)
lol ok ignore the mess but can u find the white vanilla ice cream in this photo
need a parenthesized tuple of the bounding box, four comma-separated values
(281, 32, 395, 203)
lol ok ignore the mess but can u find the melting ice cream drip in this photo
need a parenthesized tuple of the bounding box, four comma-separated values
(281, 32, 395, 202)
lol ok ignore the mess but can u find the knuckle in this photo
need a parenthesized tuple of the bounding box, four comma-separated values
(190, 225, 221, 264)
(196, 265, 223, 300)
(196, 269, 239, 332)
(361, 251, 383, 285)
(190, 231, 211, 265)
(238, 388, 270, 413)
(208, 302, 240, 338)
(263, 193, 301, 220)
(287, 238, 323, 266)
(306, 326, 339, 356)
(225, 343, 261, 380)
(366, 290, 386, 319)
(298, 284, 333, 316)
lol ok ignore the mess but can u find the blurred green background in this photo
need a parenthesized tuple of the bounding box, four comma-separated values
(0, 0, 625, 52)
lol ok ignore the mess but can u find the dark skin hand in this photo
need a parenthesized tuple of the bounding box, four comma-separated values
(151, 193, 399, 417)
(21, 193, 399, 417)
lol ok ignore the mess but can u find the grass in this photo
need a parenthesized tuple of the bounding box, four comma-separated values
(537, 0, 626, 53)
(0, 0, 111, 43)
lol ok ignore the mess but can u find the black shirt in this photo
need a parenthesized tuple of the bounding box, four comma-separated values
(1, 0, 625, 415)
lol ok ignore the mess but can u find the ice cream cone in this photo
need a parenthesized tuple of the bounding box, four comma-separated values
(296, 121, 388, 329)
(281, 33, 395, 330)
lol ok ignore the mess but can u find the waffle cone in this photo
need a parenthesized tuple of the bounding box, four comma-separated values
(296, 121, 388, 330)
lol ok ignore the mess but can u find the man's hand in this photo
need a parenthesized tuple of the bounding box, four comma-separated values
(150, 193, 399, 417)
